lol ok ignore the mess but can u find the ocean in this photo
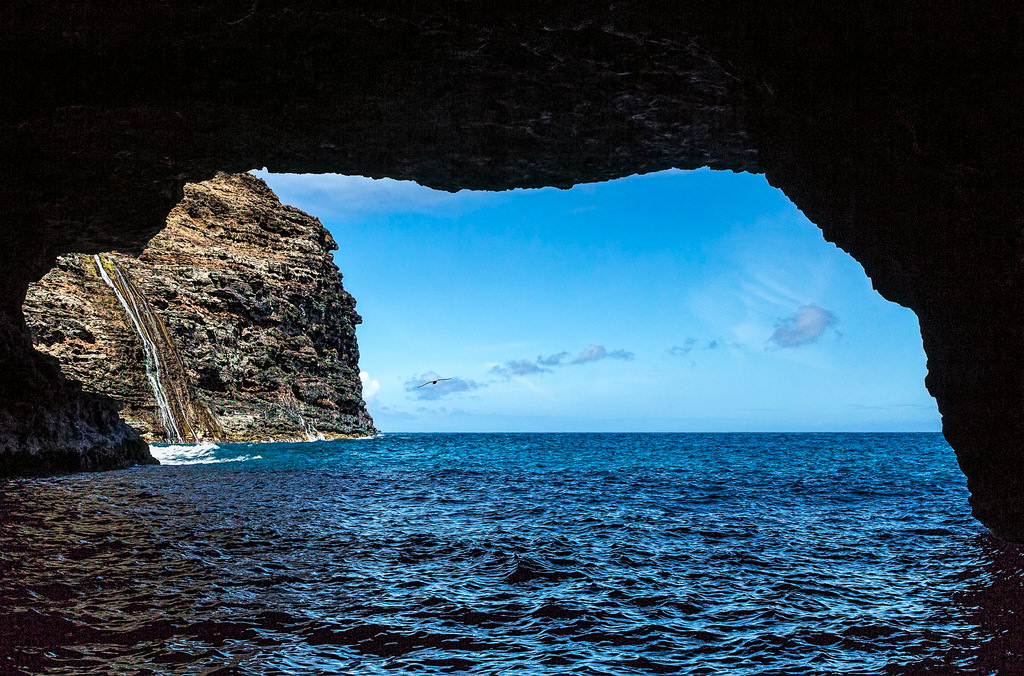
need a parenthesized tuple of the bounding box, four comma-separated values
(1, 433, 1022, 675)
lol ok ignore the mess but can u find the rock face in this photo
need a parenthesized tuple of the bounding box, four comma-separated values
(0, 325, 153, 475)
(0, 4, 1020, 537)
(23, 173, 376, 443)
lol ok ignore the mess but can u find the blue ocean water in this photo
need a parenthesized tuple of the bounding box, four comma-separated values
(1, 433, 1022, 675)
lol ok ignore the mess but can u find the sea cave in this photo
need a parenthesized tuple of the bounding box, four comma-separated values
(0, 3, 1020, 539)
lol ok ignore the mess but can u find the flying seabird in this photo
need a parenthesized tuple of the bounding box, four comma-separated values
(417, 377, 453, 388)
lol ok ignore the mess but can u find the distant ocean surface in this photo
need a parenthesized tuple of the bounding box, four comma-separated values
(2, 433, 1023, 675)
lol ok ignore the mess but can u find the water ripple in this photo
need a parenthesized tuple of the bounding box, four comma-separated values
(1, 433, 1022, 674)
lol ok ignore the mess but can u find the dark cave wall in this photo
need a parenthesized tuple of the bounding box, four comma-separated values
(0, 3, 1020, 536)
(718, 5, 1023, 536)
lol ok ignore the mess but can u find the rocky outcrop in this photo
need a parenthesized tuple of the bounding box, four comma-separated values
(0, 310, 153, 475)
(0, 4, 1019, 537)
(23, 173, 375, 443)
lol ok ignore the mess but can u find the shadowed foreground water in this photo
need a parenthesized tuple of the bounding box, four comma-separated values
(1, 433, 1022, 674)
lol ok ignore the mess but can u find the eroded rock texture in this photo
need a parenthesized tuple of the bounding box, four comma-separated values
(0, 4, 1020, 536)
(23, 174, 376, 443)
(0, 313, 153, 475)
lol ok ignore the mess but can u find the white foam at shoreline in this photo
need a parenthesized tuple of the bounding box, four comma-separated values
(149, 441, 261, 465)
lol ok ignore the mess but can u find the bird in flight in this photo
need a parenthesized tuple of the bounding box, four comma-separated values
(417, 377, 453, 388)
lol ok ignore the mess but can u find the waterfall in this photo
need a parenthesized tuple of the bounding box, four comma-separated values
(94, 254, 190, 442)
(280, 391, 325, 442)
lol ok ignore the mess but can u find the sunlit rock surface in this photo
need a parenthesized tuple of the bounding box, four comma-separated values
(0, 3, 1020, 537)
(23, 174, 375, 443)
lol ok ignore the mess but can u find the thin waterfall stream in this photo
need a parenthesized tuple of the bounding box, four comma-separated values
(94, 253, 195, 442)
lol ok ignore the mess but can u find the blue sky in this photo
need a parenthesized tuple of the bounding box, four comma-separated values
(255, 168, 940, 433)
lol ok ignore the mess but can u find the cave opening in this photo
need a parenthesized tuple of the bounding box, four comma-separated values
(254, 167, 941, 434)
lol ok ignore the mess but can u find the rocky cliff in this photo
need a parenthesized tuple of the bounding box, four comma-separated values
(23, 173, 376, 443)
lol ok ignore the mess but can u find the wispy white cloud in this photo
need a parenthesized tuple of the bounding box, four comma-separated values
(669, 338, 698, 357)
(571, 344, 634, 364)
(490, 359, 551, 379)
(537, 351, 570, 367)
(669, 337, 733, 357)
(492, 344, 633, 380)
(741, 272, 809, 311)
(769, 304, 838, 348)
